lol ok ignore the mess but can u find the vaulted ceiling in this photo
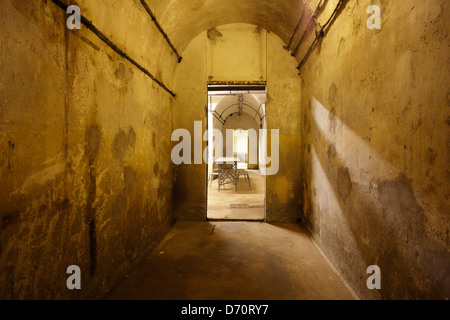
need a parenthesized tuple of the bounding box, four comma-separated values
(212, 93, 265, 127)
(149, 0, 306, 52)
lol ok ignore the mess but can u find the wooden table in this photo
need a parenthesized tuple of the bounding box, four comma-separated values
(215, 157, 240, 192)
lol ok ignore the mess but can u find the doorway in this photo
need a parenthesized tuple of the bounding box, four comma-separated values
(206, 84, 267, 221)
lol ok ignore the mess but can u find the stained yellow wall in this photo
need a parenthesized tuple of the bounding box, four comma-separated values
(299, 0, 450, 299)
(0, 0, 176, 299)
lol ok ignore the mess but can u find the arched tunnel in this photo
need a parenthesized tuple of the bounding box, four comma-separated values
(0, 0, 449, 301)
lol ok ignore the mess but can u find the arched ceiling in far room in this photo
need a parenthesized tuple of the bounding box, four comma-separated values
(210, 93, 266, 128)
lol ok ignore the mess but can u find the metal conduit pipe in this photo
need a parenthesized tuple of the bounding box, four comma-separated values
(212, 111, 225, 125)
(284, 0, 313, 51)
(51, 0, 176, 97)
(140, 0, 183, 63)
(284, 8, 306, 51)
(291, 0, 325, 57)
(297, 0, 346, 71)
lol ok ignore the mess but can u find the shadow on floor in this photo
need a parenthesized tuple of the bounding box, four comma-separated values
(106, 221, 356, 300)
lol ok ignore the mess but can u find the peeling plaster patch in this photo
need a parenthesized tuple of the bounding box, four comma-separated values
(96, 168, 109, 187)
(207, 28, 224, 44)
(315, 63, 322, 77)
(98, 218, 112, 234)
(428, 5, 442, 23)
(11, 158, 65, 197)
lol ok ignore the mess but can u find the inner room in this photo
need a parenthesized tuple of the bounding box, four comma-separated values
(206, 84, 267, 221)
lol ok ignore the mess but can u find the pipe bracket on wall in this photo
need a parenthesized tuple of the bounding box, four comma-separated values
(51, 0, 176, 97)
(140, 0, 183, 63)
(291, 0, 324, 57)
(297, 0, 345, 73)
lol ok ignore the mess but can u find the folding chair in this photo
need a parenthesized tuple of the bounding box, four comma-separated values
(238, 169, 251, 190)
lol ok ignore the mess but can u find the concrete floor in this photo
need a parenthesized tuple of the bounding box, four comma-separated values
(106, 221, 357, 300)
(207, 170, 266, 221)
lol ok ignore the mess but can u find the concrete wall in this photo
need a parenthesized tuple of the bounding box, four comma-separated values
(0, 0, 176, 299)
(173, 23, 302, 222)
(299, 0, 450, 299)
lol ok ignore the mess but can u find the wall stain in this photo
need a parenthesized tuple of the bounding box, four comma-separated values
(207, 28, 224, 44)
(112, 193, 127, 221)
(114, 62, 134, 82)
(327, 144, 337, 160)
(329, 83, 337, 107)
(153, 162, 159, 177)
(112, 130, 128, 160)
(378, 174, 425, 233)
(85, 125, 101, 277)
(1, 212, 19, 231)
(338, 37, 346, 56)
(253, 26, 262, 35)
(337, 167, 352, 202)
(152, 131, 156, 150)
(128, 127, 136, 148)
(315, 63, 322, 77)
(114, 62, 126, 79)
(329, 107, 337, 134)
(124, 166, 136, 195)
(86, 125, 101, 160)
(428, 148, 436, 165)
